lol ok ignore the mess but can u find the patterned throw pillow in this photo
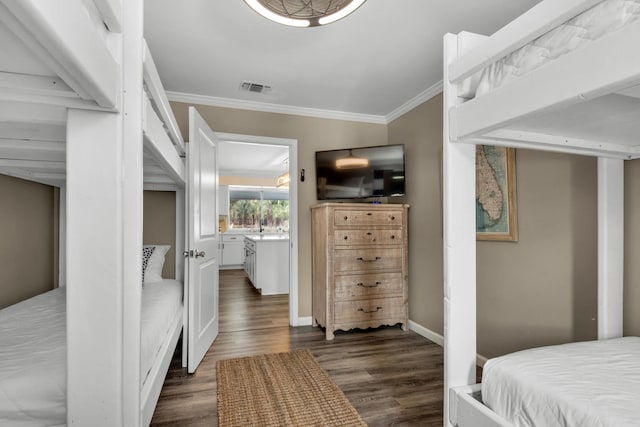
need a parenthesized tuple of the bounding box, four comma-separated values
(142, 246, 156, 285)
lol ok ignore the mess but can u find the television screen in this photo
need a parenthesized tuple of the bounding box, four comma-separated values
(315, 144, 405, 200)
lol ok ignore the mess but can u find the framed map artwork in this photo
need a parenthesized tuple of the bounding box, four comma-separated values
(476, 146, 518, 241)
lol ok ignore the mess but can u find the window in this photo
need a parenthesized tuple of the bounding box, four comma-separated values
(228, 186, 289, 232)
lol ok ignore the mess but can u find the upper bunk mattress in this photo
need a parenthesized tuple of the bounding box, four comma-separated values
(481, 336, 640, 427)
(0, 280, 183, 427)
(466, 0, 640, 98)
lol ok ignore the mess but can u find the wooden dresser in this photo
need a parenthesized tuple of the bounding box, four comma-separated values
(311, 203, 409, 340)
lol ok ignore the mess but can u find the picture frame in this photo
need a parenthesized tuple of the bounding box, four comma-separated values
(476, 146, 518, 241)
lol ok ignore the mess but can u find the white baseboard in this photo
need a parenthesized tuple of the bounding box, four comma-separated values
(408, 320, 488, 367)
(408, 320, 444, 346)
(293, 316, 312, 327)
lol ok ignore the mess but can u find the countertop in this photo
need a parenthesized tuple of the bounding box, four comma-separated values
(243, 234, 289, 242)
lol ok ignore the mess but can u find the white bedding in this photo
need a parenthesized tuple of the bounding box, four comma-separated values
(481, 336, 640, 427)
(140, 279, 183, 384)
(465, 0, 640, 98)
(0, 280, 183, 427)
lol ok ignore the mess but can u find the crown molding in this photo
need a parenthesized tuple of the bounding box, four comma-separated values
(166, 91, 387, 124)
(167, 82, 443, 126)
(385, 80, 443, 123)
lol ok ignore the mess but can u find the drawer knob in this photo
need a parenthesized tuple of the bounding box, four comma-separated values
(391, 235, 395, 239)
(357, 281, 382, 288)
(366, 232, 372, 235)
(344, 216, 348, 220)
(344, 236, 348, 240)
(367, 212, 372, 216)
(357, 256, 381, 262)
(391, 216, 396, 220)
(358, 306, 382, 313)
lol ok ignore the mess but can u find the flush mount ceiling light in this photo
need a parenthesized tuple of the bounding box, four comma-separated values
(335, 149, 369, 170)
(244, 0, 366, 28)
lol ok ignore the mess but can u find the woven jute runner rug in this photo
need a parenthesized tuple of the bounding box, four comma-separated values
(216, 349, 367, 426)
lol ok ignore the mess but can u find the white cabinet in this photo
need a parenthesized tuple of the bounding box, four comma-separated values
(219, 185, 229, 216)
(221, 234, 244, 267)
(244, 235, 289, 295)
(244, 237, 256, 284)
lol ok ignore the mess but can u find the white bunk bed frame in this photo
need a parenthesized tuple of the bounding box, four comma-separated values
(443, 0, 638, 426)
(0, 1, 186, 426)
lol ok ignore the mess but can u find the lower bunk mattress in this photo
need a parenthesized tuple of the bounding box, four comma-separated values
(481, 336, 640, 427)
(0, 280, 183, 427)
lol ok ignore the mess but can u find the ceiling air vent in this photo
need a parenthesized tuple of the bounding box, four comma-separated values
(240, 81, 271, 94)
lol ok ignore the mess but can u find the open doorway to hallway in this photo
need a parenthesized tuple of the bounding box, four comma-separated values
(215, 132, 299, 326)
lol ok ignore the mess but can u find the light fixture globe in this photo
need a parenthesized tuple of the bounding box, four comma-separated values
(244, 0, 366, 27)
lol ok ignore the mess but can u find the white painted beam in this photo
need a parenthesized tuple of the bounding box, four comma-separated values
(0, 72, 79, 99)
(67, 109, 125, 426)
(480, 129, 633, 160)
(0, 158, 65, 170)
(0, 75, 114, 111)
(451, 20, 640, 142)
(0, 98, 67, 124)
(0, 139, 65, 161)
(121, 0, 144, 424)
(0, 168, 63, 187)
(143, 94, 185, 185)
(176, 189, 187, 369)
(0, 122, 65, 142)
(58, 186, 66, 287)
(0, 0, 119, 108)
(143, 41, 185, 155)
(93, 0, 122, 32)
(443, 33, 478, 427)
(597, 157, 624, 339)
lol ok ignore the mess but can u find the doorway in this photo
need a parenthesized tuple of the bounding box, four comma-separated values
(214, 132, 300, 327)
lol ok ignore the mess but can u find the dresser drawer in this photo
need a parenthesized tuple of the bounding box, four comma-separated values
(334, 248, 402, 273)
(334, 209, 403, 227)
(334, 229, 402, 246)
(335, 272, 403, 299)
(334, 297, 404, 323)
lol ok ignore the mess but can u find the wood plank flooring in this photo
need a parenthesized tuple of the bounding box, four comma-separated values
(151, 269, 446, 426)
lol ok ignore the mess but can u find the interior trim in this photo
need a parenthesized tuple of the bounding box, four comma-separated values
(167, 90, 387, 124)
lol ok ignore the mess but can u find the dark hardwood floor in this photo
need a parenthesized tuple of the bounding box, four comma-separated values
(151, 269, 445, 426)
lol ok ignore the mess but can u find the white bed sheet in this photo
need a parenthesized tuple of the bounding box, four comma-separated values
(0, 280, 183, 427)
(140, 279, 183, 384)
(481, 336, 640, 427)
(0, 288, 66, 427)
(464, 0, 640, 98)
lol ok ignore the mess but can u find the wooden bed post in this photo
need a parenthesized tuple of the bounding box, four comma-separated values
(67, 0, 144, 425)
(176, 188, 188, 369)
(443, 33, 479, 427)
(58, 185, 66, 287)
(597, 157, 624, 339)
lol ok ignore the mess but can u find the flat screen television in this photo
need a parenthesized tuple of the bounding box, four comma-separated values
(315, 144, 406, 200)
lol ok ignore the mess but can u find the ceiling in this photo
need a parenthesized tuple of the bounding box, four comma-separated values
(144, 0, 541, 177)
(144, 0, 541, 122)
(217, 140, 289, 178)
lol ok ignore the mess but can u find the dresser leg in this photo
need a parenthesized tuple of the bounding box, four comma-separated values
(326, 330, 335, 340)
(401, 322, 408, 331)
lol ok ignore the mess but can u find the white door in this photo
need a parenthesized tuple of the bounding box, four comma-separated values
(187, 107, 219, 373)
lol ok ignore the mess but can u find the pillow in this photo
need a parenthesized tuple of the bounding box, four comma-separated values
(143, 245, 170, 284)
(141, 246, 156, 284)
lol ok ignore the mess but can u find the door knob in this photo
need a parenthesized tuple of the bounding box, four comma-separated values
(195, 250, 206, 258)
